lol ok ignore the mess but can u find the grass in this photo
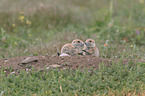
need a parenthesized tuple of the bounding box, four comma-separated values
(1, 61, 145, 95)
(0, 0, 145, 95)
(0, 0, 145, 58)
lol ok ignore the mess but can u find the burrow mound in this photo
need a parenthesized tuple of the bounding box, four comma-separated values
(0, 56, 145, 71)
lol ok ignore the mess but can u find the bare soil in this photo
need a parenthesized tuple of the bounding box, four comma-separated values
(0, 56, 145, 73)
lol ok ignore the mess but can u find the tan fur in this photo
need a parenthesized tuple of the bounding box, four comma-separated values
(83, 39, 99, 57)
(60, 43, 77, 56)
(72, 39, 85, 55)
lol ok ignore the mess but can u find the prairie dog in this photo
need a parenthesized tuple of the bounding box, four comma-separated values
(72, 39, 85, 55)
(60, 43, 77, 56)
(83, 39, 99, 57)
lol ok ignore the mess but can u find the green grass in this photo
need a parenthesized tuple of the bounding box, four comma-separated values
(0, 0, 145, 95)
(0, 0, 145, 58)
(1, 61, 145, 95)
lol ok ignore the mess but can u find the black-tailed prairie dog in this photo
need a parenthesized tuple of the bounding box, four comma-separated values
(83, 39, 99, 57)
(60, 43, 77, 56)
(72, 39, 85, 55)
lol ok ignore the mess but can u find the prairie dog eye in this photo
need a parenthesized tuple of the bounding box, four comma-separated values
(89, 41, 92, 42)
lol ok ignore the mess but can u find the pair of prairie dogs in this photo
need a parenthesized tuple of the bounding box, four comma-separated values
(60, 39, 99, 57)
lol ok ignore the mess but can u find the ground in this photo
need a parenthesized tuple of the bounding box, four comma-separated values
(1, 55, 145, 73)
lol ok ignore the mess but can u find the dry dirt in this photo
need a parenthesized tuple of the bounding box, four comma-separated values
(0, 55, 145, 73)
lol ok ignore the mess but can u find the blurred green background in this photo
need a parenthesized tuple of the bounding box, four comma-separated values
(0, 0, 145, 58)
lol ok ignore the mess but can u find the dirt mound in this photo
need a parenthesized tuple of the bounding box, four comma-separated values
(0, 56, 102, 70)
(0, 56, 145, 72)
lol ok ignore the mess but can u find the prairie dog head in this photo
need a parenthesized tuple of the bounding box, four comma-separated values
(85, 39, 96, 47)
(72, 39, 84, 48)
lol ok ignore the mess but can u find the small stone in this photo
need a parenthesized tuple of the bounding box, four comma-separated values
(4, 60, 9, 63)
(46, 67, 50, 69)
(21, 57, 38, 64)
(50, 64, 61, 68)
(59, 53, 69, 57)
(108, 59, 111, 62)
(26, 68, 31, 71)
(11, 72, 16, 74)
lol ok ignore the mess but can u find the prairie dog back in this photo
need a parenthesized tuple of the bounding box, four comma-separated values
(61, 43, 77, 56)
